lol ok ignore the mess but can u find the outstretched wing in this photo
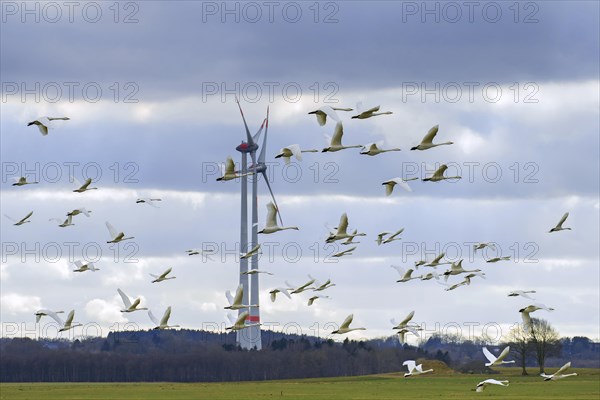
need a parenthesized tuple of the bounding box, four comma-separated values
(320, 106, 341, 124)
(19, 211, 34, 224)
(557, 212, 569, 227)
(225, 290, 234, 306)
(432, 165, 448, 179)
(117, 288, 132, 308)
(496, 346, 511, 363)
(330, 121, 344, 146)
(265, 202, 278, 228)
(421, 125, 439, 144)
(44, 309, 64, 326)
(340, 314, 354, 329)
(160, 306, 172, 326)
(235, 310, 249, 326)
(148, 310, 159, 326)
(402, 360, 417, 372)
(233, 284, 244, 305)
(482, 347, 497, 363)
(64, 310, 75, 327)
(399, 310, 415, 326)
(337, 213, 349, 234)
(105, 221, 118, 239)
(160, 267, 172, 279)
(554, 361, 571, 376)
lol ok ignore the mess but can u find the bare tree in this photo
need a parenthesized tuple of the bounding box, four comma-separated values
(505, 323, 531, 375)
(529, 318, 560, 374)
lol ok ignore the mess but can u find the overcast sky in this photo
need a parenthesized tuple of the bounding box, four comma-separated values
(1, 1, 599, 344)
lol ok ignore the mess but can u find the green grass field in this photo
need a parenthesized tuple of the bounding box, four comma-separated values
(1, 368, 599, 400)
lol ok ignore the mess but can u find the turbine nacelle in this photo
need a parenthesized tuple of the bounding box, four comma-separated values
(236, 141, 259, 154)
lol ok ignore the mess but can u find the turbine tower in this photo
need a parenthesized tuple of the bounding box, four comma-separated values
(235, 101, 280, 350)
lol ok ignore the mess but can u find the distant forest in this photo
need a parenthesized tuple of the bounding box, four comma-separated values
(1, 329, 598, 382)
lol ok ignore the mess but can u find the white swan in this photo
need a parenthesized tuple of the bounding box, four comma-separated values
(391, 310, 415, 330)
(326, 213, 366, 243)
(148, 306, 180, 330)
(381, 177, 415, 196)
(309, 275, 336, 292)
(520, 303, 554, 333)
(439, 271, 485, 291)
(376, 232, 390, 245)
(351, 103, 392, 119)
(35, 309, 64, 323)
(360, 142, 401, 156)
(27, 116, 70, 136)
(286, 278, 316, 295)
(476, 379, 509, 392)
(226, 310, 260, 331)
(410, 125, 453, 151)
(106, 221, 134, 244)
(269, 287, 292, 302)
(117, 288, 148, 313)
(508, 290, 536, 300)
(67, 208, 91, 217)
(487, 256, 511, 263)
(382, 228, 404, 244)
(185, 249, 215, 261)
(341, 230, 361, 245)
(224, 284, 258, 310)
(549, 212, 571, 233)
(50, 215, 74, 227)
(541, 362, 578, 381)
(391, 265, 420, 282)
(4, 211, 33, 226)
(331, 314, 366, 334)
(474, 242, 496, 252)
(258, 202, 299, 234)
(396, 326, 420, 344)
(136, 198, 162, 208)
(12, 176, 38, 186)
(241, 269, 273, 276)
(217, 156, 254, 181)
(46, 309, 82, 332)
(72, 260, 99, 272)
(438, 279, 468, 291)
(422, 164, 461, 182)
(72, 178, 98, 193)
(442, 260, 481, 279)
(420, 271, 440, 281)
(240, 244, 261, 260)
(307, 295, 330, 306)
(322, 121, 362, 152)
(483, 346, 515, 367)
(403, 360, 433, 377)
(150, 267, 175, 283)
(425, 253, 451, 267)
(308, 106, 348, 126)
(332, 246, 356, 258)
(275, 144, 319, 164)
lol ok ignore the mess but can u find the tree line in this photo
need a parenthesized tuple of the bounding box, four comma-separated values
(1, 318, 598, 382)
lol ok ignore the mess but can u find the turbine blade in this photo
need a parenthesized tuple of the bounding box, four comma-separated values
(258, 107, 269, 164)
(235, 98, 257, 165)
(253, 118, 266, 147)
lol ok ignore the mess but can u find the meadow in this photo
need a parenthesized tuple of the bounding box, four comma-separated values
(1, 368, 599, 400)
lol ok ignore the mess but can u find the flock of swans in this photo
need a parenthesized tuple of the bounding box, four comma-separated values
(216, 104, 576, 389)
(10, 108, 577, 390)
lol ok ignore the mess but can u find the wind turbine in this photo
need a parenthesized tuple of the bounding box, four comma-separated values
(235, 99, 282, 350)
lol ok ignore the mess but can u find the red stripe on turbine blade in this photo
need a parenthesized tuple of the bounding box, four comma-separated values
(246, 316, 260, 322)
